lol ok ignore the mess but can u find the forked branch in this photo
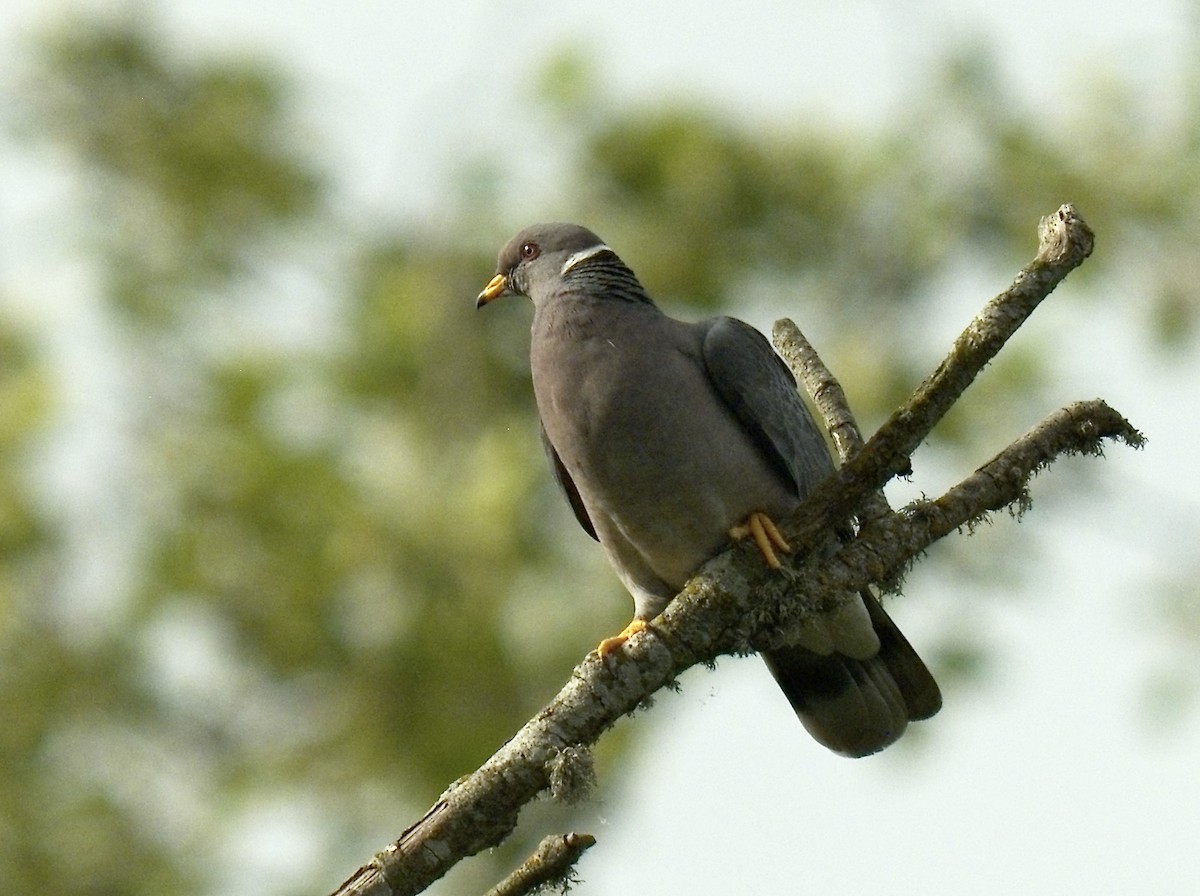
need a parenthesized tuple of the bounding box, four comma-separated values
(329, 205, 1138, 896)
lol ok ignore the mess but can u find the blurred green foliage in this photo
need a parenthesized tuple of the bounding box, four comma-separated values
(0, 322, 47, 580)
(0, 9, 1195, 896)
(31, 19, 322, 321)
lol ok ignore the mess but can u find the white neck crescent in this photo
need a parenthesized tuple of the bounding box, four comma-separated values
(560, 243, 612, 276)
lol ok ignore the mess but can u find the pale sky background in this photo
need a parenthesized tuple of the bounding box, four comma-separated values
(2, 2, 1199, 895)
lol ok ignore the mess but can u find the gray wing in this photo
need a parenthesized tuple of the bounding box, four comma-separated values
(704, 318, 942, 755)
(539, 421, 599, 541)
(700, 316, 834, 497)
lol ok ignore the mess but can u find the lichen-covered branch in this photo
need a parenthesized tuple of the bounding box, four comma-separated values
(750, 399, 1143, 651)
(328, 205, 1128, 896)
(781, 203, 1095, 547)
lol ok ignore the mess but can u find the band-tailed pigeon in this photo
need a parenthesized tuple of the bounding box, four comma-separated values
(477, 223, 940, 756)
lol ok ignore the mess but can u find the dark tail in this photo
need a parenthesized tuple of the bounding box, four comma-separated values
(762, 594, 941, 757)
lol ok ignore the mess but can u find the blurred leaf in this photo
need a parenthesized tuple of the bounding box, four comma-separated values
(25, 15, 323, 321)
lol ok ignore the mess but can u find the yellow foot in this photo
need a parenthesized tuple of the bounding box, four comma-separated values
(729, 511, 792, 569)
(597, 617, 651, 658)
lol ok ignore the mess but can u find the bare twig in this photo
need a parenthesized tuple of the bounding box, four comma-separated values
(483, 833, 597, 896)
(772, 318, 870, 463)
(328, 205, 1126, 896)
(772, 317, 893, 526)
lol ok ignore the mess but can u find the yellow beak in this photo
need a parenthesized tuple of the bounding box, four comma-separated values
(476, 273, 508, 308)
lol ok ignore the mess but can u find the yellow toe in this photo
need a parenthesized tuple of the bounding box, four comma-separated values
(597, 617, 650, 657)
(730, 511, 792, 569)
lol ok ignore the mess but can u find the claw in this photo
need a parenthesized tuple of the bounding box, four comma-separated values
(598, 617, 650, 657)
(729, 511, 792, 569)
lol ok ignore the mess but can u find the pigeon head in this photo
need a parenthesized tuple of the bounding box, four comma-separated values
(476, 223, 615, 308)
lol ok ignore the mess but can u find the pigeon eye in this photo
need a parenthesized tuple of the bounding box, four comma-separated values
(520, 241, 540, 260)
